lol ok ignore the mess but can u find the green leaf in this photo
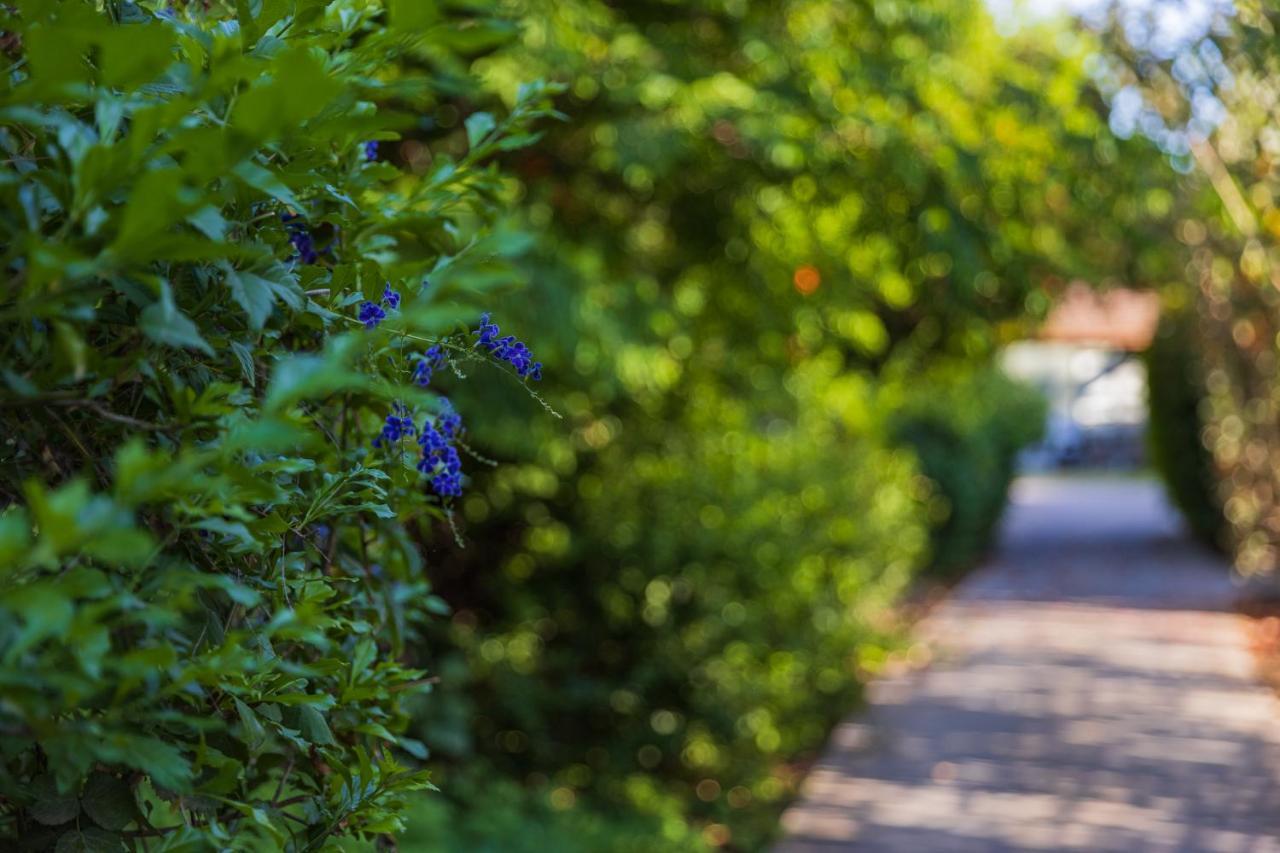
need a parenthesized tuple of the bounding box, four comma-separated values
(220, 262, 302, 329)
(398, 737, 430, 760)
(465, 111, 496, 150)
(150, 827, 212, 853)
(54, 827, 122, 853)
(80, 773, 139, 832)
(98, 23, 176, 88)
(349, 637, 376, 686)
(0, 510, 32, 570)
(186, 206, 228, 241)
(91, 735, 192, 792)
(223, 266, 276, 329)
(233, 698, 268, 754)
(230, 46, 340, 140)
(263, 337, 367, 412)
(4, 585, 74, 660)
(229, 340, 256, 388)
(232, 161, 301, 211)
(112, 168, 191, 257)
(53, 321, 88, 380)
(139, 290, 213, 355)
(388, 0, 440, 30)
(297, 705, 335, 746)
(29, 774, 80, 827)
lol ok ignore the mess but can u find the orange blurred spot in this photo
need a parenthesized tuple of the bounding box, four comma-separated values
(793, 265, 821, 295)
(701, 823, 732, 847)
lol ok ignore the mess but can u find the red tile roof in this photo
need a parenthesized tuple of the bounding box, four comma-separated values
(1038, 284, 1160, 351)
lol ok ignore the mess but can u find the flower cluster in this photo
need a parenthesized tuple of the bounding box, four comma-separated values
(417, 401, 464, 497)
(358, 285, 401, 329)
(370, 400, 465, 498)
(381, 284, 400, 311)
(363, 140, 379, 161)
(473, 313, 543, 380)
(372, 402, 415, 448)
(282, 213, 318, 264)
(413, 345, 447, 387)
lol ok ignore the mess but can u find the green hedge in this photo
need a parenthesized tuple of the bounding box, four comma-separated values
(891, 366, 1047, 573)
(0, 1, 560, 847)
(1145, 302, 1226, 550)
(416, 363, 928, 851)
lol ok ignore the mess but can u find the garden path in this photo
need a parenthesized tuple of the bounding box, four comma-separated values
(776, 475, 1280, 852)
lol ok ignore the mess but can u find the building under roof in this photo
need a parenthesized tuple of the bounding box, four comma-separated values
(1036, 283, 1160, 352)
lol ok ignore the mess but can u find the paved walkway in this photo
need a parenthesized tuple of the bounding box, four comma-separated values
(777, 476, 1280, 852)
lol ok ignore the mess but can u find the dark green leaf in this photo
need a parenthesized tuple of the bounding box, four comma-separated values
(80, 773, 139, 832)
(29, 775, 79, 827)
(297, 705, 335, 746)
(54, 827, 122, 853)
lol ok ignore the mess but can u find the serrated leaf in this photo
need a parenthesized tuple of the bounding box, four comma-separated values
(186, 206, 227, 241)
(229, 340, 256, 387)
(220, 262, 303, 329)
(223, 266, 276, 328)
(54, 827, 122, 853)
(80, 773, 139, 832)
(29, 774, 79, 827)
(349, 637, 376, 686)
(139, 296, 213, 355)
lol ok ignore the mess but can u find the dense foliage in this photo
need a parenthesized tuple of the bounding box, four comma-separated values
(1144, 301, 1225, 550)
(401, 0, 1145, 849)
(1100, 4, 1280, 571)
(0, 1, 560, 848)
(891, 365, 1046, 573)
(1, 0, 1222, 850)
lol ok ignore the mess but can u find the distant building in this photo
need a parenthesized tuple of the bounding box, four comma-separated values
(1002, 284, 1160, 471)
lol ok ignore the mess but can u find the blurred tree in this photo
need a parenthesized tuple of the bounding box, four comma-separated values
(401, 1, 1183, 849)
(1097, 1, 1280, 572)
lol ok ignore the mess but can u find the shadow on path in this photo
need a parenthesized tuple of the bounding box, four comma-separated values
(775, 476, 1280, 852)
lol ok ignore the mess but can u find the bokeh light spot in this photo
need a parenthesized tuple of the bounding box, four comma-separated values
(793, 265, 821, 295)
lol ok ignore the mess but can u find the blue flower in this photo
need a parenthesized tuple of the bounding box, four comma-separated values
(364, 140, 379, 161)
(372, 402, 416, 448)
(472, 313, 543, 380)
(437, 397, 462, 439)
(416, 405, 465, 498)
(358, 300, 387, 329)
(357, 285, 402, 329)
(381, 284, 401, 311)
(281, 213, 319, 264)
(413, 344, 446, 387)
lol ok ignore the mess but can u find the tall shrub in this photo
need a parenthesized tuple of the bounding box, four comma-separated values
(393, 0, 1173, 848)
(1145, 302, 1225, 549)
(890, 365, 1046, 573)
(0, 1, 558, 847)
(1097, 5, 1280, 572)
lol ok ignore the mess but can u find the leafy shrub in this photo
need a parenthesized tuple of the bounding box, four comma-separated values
(0, 1, 558, 847)
(395, 0, 1130, 847)
(385, 775, 707, 853)
(890, 365, 1046, 573)
(1145, 301, 1226, 550)
(414, 336, 928, 850)
(1097, 0, 1280, 573)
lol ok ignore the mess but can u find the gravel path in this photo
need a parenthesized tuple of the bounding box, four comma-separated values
(776, 476, 1280, 852)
